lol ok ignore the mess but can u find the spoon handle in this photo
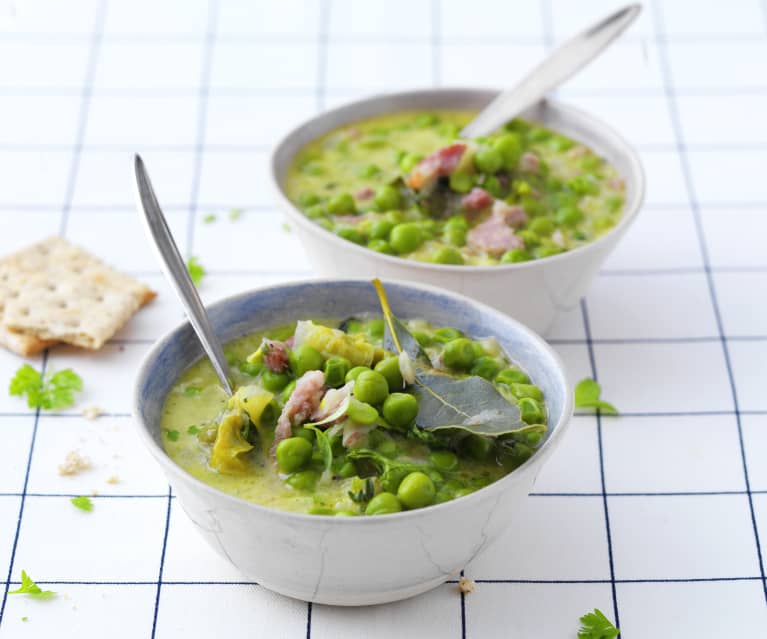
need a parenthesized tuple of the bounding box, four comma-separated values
(460, 4, 641, 139)
(134, 154, 233, 396)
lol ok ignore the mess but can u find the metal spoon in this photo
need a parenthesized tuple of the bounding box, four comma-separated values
(134, 154, 233, 396)
(460, 4, 641, 139)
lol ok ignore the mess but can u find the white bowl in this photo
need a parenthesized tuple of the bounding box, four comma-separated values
(133, 279, 573, 605)
(271, 88, 645, 334)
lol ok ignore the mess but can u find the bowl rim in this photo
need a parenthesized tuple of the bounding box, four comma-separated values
(133, 277, 574, 524)
(269, 86, 645, 273)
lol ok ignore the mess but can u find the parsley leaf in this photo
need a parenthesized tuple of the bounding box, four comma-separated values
(348, 477, 374, 503)
(186, 256, 206, 286)
(578, 608, 619, 639)
(70, 495, 93, 512)
(228, 208, 243, 221)
(9, 571, 56, 599)
(183, 386, 201, 397)
(165, 429, 180, 442)
(187, 425, 200, 435)
(9, 365, 83, 410)
(202, 213, 217, 224)
(574, 378, 618, 414)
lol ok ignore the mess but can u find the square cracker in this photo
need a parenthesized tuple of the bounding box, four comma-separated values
(0, 236, 155, 350)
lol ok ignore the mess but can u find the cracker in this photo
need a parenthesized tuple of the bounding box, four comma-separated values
(0, 324, 56, 356)
(0, 236, 156, 350)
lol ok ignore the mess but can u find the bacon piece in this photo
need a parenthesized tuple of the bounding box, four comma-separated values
(274, 370, 326, 446)
(262, 339, 290, 373)
(519, 151, 540, 174)
(492, 200, 528, 228)
(406, 143, 466, 190)
(355, 187, 374, 201)
(462, 187, 493, 212)
(467, 216, 524, 257)
(333, 214, 366, 226)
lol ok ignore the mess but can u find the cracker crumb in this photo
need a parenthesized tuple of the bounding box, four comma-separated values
(58, 451, 91, 476)
(105, 474, 120, 485)
(458, 577, 475, 595)
(82, 405, 102, 420)
(90, 489, 99, 496)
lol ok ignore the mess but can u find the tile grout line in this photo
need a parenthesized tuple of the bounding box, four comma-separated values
(581, 300, 621, 632)
(0, 352, 48, 627)
(57, 0, 108, 237)
(651, 0, 767, 605)
(150, 485, 173, 638)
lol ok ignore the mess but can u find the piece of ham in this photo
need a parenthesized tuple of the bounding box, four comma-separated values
(492, 200, 528, 228)
(273, 370, 326, 446)
(262, 339, 290, 373)
(467, 216, 524, 257)
(355, 187, 374, 201)
(519, 151, 540, 174)
(461, 187, 493, 212)
(333, 214, 366, 226)
(310, 382, 353, 423)
(406, 143, 466, 190)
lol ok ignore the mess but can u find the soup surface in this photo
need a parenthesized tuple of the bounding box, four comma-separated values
(285, 110, 625, 266)
(161, 315, 547, 515)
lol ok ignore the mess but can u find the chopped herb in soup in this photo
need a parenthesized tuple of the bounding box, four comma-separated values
(285, 111, 625, 265)
(161, 282, 547, 516)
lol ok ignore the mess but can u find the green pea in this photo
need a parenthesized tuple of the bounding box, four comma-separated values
(367, 319, 385, 339)
(308, 505, 335, 515)
(464, 434, 494, 460)
(442, 338, 476, 370)
(493, 133, 522, 168)
(527, 431, 543, 446)
(397, 472, 436, 509)
(529, 217, 555, 236)
(285, 469, 319, 491)
(335, 510, 358, 517)
(375, 437, 397, 457)
(516, 229, 540, 248)
(305, 204, 327, 220)
(335, 226, 365, 245)
(380, 466, 409, 494)
(594, 215, 615, 231)
(432, 247, 464, 265)
(449, 172, 474, 193)
(496, 368, 530, 385)
(444, 216, 468, 232)
(357, 163, 380, 178)
(500, 248, 532, 264)
(555, 206, 584, 227)
(324, 356, 350, 388)
(353, 370, 389, 405)
(567, 175, 599, 195)
(474, 147, 503, 174)
(510, 383, 543, 401)
(345, 365, 370, 383)
(327, 193, 356, 215)
(484, 175, 502, 197)
(239, 359, 264, 376)
(261, 369, 291, 392)
(415, 112, 439, 127)
(373, 185, 401, 212)
(382, 392, 419, 428)
(289, 344, 324, 377)
(368, 239, 394, 254)
(276, 437, 313, 473)
(413, 331, 433, 347)
(365, 492, 402, 515)
(399, 153, 423, 174)
(390, 223, 424, 255)
(370, 219, 394, 241)
(534, 244, 563, 259)
(434, 327, 463, 343)
(292, 426, 315, 443)
(337, 461, 357, 478)
(454, 487, 476, 498)
(606, 195, 624, 213)
(429, 450, 458, 472)
(315, 217, 333, 231)
(518, 397, 544, 424)
(470, 356, 501, 380)
(471, 342, 485, 358)
(347, 397, 379, 425)
(375, 356, 404, 392)
(384, 210, 405, 224)
(298, 193, 320, 207)
(443, 226, 467, 247)
(281, 380, 297, 404)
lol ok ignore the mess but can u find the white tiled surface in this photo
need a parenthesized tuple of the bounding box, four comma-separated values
(0, 1, 765, 638)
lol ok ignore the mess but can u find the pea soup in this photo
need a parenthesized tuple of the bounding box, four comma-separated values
(285, 110, 625, 265)
(161, 313, 547, 516)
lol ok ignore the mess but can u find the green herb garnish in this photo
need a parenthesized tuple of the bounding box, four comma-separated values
(228, 208, 243, 221)
(9, 571, 56, 599)
(9, 365, 83, 410)
(183, 386, 202, 397)
(165, 429, 180, 442)
(187, 256, 206, 286)
(281, 223, 292, 233)
(578, 608, 619, 639)
(187, 425, 200, 435)
(574, 378, 618, 414)
(348, 477, 374, 503)
(70, 495, 93, 512)
(202, 213, 217, 224)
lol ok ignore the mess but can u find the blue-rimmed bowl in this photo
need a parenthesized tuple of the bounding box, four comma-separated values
(133, 279, 572, 605)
